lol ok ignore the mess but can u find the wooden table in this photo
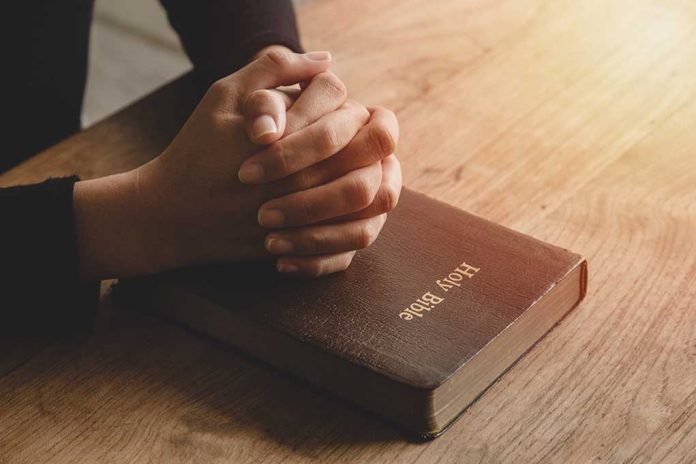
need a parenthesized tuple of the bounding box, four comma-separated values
(2, 0, 695, 462)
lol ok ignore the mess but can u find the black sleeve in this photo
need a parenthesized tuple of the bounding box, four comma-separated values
(158, 0, 304, 85)
(0, 177, 100, 336)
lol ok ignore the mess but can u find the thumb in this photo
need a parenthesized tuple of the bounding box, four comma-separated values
(232, 50, 332, 94)
(243, 88, 299, 145)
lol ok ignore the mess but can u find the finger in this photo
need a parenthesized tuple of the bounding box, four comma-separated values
(265, 214, 387, 256)
(339, 106, 400, 165)
(271, 106, 399, 195)
(333, 155, 402, 221)
(238, 101, 369, 183)
(257, 162, 382, 228)
(230, 50, 333, 93)
(243, 88, 298, 145)
(284, 72, 348, 134)
(276, 251, 357, 277)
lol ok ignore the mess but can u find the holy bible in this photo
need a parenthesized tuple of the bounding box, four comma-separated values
(118, 189, 587, 439)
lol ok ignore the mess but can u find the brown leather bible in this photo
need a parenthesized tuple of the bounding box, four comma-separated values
(118, 189, 587, 439)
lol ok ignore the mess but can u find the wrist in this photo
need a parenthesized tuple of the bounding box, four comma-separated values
(73, 166, 166, 280)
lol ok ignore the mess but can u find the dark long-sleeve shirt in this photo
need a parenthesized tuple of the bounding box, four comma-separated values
(1, 1, 302, 336)
(1, 178, 99, 336)
(160, 0, 303, 85)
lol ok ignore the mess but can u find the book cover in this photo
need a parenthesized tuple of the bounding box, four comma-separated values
(117, 188, 587, 439)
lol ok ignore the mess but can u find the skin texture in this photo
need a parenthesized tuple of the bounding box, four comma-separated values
(73, 49, 401, 280)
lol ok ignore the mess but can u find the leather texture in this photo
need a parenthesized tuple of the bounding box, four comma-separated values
(125, 189, 586, 391)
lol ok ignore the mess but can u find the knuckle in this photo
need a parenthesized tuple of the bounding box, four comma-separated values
(316, 124, 341, 154)
(344, 99, 368, 113)
(268, 142, 292, 174)
(204, 108, 233, 132)
(208, 79, 231, 99)
(345, 175, 377, 210)
(375, 183, 399, 213)
(344, 100, 370, 123)
(292, 169, 317, 191)
(367, 124, 395, 157)
(294, 194, 315, 224)
(342, 99, 360, 109)
(318, 72, 347, 100)
(338, 253, 355, 272)
(375, 105, 398, 124)
(358, 105, 371, 121)
(356, 223, 378, 249)
(308, 231, 329, 254)
(305, 259, 324, 277)
(244, 89, 271, 110)
(374, 105, 394, 116)
(264, 49, 292, 69)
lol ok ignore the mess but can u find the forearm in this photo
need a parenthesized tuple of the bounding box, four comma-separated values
(159, 0, 303, 82)
(0, 178, 99, 335)
(72, 161, 181, 281)
(73, 171, 146, 281)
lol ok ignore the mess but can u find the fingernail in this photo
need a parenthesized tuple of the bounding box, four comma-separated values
(258, 208, 285, 227)
(238, 162, 264, 183)
(252, 115, 277, 139)
(277, 262, 300, 273)
(266, 237, 293, 254)
(305, 51, 332, 61)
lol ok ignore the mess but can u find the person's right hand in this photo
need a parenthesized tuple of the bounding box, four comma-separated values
(73, 50, 399, 280)
(237, 62, 401, 276)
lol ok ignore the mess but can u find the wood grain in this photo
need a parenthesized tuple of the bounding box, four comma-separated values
(1, 0, 695, 462)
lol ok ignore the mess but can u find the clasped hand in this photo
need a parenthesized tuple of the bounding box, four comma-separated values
(74, 50, 401, 280)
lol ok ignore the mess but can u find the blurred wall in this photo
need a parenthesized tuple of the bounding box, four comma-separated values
(83, 0, 190, 125)
(94, 0, 181, 49)
(84, 0, 305, 126)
